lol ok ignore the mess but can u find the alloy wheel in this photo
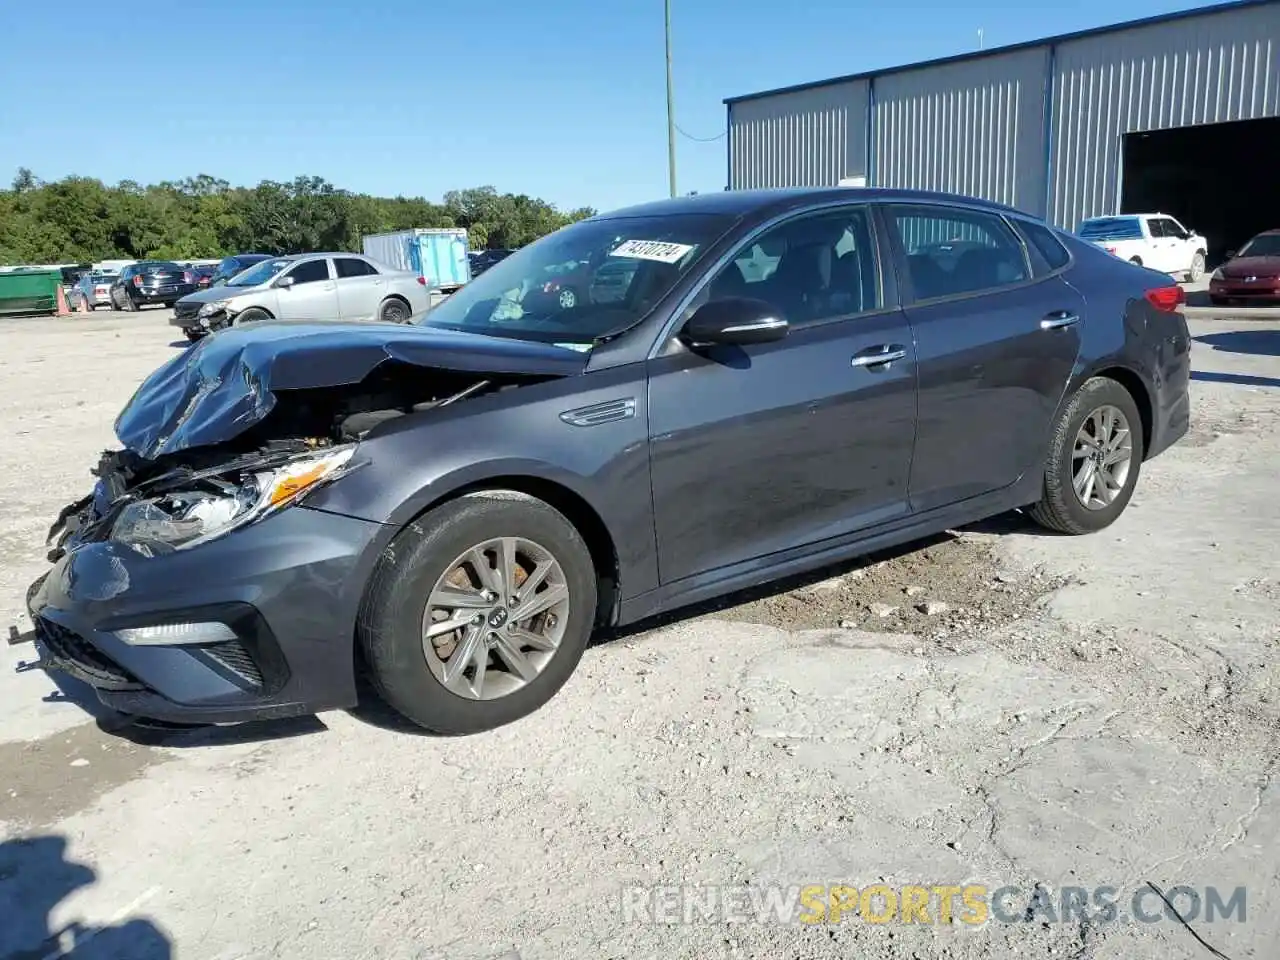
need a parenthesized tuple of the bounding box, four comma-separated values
(421, 536, 570, 700)
(1072, 404, 1133, 510)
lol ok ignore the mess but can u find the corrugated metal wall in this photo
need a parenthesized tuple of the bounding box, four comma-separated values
(1048, 3, 1280, 228)
(728, 79, 869, 189)
(872, 47, 1051, 215)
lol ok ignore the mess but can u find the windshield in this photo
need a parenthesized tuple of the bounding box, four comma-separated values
(1077, 217, 1142, 241)
(417, 213, 734, 344)
(1237, 234, 1280, 258)
(227, 258, 290, 287)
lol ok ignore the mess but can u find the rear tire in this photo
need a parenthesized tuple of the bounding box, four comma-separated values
(358, 492, 597, 735)
(1128, 257, 1143, 266)
(1027, 377, 1144, 536)
(1188, 251, 1206, 283)
(123, 293, 138, 312)
(378, 297, 411, 323)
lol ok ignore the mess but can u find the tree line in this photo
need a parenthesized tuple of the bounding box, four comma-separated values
(0, 168, 597, 265)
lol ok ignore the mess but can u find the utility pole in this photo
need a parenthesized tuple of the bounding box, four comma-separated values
(665, 0, 677, 198)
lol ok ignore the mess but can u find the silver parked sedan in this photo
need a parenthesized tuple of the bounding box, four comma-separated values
(170, 252, 432, 341)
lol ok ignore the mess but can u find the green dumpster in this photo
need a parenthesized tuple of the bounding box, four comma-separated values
(0, 268, 62, 316)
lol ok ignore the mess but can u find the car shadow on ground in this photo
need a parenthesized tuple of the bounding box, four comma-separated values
(1194, 329, 1280, 357)
(16, 636, 328, 748)
(22, 508, 1058, 742)
(347, 507, 1060, 736)
(1184, 287, 1280, 311)
(1192, 370, 1280, 388)
(0, 834, 171, 960)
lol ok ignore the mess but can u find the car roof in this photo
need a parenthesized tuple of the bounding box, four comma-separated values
(277, 252, 370, 261)
(591, 187, 1026, 223)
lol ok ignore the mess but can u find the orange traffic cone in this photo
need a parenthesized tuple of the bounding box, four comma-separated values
(55, 284, 72, 317)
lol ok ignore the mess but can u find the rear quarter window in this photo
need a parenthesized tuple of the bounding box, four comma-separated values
(1018, 220, 1072, 272)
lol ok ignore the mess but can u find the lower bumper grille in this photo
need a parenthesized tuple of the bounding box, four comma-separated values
(202, 640, 265, 687)
(173, 302, 200, 320)
(35, 617, 145, 690)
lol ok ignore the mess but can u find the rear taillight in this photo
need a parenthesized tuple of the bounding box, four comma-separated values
(416, 276, 427, 286)
(1144, 285, 1186, 312)
(1104, 246, 1117, 255)
(132, 275, 142, 287)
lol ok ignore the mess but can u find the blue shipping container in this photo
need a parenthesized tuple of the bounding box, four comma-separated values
(410, 232, 470, 289)
(362, 228, 472, 289)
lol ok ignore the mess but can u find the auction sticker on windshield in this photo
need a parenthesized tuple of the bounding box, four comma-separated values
(609, 240, 695, 264)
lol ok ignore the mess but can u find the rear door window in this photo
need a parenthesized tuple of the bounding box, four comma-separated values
(888, 205, 1030, 300)
(335, 257, 379, 278)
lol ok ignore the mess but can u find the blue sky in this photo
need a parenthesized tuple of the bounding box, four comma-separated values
(2, 0, 1212, 214)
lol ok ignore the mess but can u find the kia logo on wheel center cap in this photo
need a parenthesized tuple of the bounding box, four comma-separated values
(487, 608, 509, 629)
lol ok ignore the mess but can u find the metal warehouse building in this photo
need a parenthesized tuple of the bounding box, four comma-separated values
(725, 0, 1280, 260)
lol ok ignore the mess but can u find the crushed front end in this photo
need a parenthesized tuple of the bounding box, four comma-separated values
(27, 441, 386, 723)
(21, 321, 584, 724)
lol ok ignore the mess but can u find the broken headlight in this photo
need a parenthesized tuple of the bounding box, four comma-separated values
(110, 446, 357, 557)
(197, 299, 230, 317)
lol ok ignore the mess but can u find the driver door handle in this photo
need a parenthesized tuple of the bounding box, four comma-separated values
(851, 344, 907, 368)
(1041, 310, 1080, 330)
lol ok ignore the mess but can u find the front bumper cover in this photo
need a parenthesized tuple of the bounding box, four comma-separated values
(26, 504, 387, 724)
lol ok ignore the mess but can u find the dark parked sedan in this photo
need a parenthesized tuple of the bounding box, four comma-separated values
(207, 253, 273, 287)
(109, 261, 195, 310)
(24, 188, 1191, 735)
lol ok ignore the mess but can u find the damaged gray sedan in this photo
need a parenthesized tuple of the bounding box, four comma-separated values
(24, 188, 1190, 734)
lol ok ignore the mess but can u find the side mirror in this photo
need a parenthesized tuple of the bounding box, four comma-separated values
(275, 275, 295, 289)
(682, 297, 788, 347)
(1224, 250, 1237, 261)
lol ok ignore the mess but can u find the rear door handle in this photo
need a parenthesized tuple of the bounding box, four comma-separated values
(851, 344, 907, 368)
(1040, 311, 1080, 330)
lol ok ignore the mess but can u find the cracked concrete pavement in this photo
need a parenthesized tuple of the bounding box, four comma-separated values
(0, 311, 1277, 960)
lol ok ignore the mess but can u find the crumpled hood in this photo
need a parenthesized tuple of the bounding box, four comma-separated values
(176, 284, 261, 305)
(114, 321, 590, 459)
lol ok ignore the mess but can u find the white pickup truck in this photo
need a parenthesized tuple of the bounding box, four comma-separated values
(1076, 213, 1208, 282)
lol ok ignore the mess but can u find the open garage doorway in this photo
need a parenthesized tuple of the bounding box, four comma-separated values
(1120, 116, 1280, 266)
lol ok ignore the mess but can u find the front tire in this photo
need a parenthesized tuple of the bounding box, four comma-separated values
(184, 329, 203, 342)
(1027, 377, 1144, 535)
(232, 307, 271, 325)
(1188, 251, 1206, 283)
(359, 492, 598, 735)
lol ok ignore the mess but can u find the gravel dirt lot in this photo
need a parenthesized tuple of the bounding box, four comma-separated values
(1, 308, 1277, 960)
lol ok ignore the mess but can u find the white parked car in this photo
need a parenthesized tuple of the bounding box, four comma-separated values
(170, 252, 432, 341)
(1076, 214, 1207, 281)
